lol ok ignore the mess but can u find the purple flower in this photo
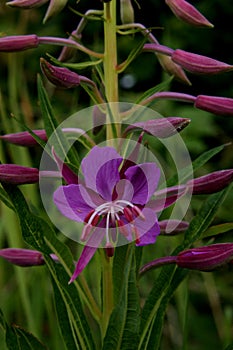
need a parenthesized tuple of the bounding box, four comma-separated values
(54, 146, 172, 282)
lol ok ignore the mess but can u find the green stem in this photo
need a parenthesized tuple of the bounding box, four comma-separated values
(103, 0, 120, 141)
(100, 250, 114, 339)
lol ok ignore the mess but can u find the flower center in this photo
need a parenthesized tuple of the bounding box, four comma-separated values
(81, 199, 145, 245)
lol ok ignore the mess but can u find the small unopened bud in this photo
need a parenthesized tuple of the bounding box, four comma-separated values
(177, 243, 233, 271)
(0, 130, 47, 146)
(120, 0, 134, 24)
(156, 53, 191, 85)
(0, 164, 39, 184)
(159, 220, 189, 235)
(171, 49, 233, 75)
(40, 58, 80, 89)
(165, 0, 213, 28)
(124, 117, 190, 138)
(187, 169, 233, 194)
(0, 248, 44, 266)
(0, 34, 39, 52)
(7, 0, 48, 9)
(195, 95, 233, 116)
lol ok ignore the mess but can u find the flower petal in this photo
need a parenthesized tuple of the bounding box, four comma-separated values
(53, 184, 99, 222)
(81, 146, 122, 193)
(115, 179, 134, 201)
(69, 228, 105, 282)
(125, 163, 160, 205)
(96, 158, 122, 200)
(135, 207, 160, 246)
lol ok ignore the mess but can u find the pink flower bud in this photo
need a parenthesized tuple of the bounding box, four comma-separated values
(187, 169, 233, 194)
(171, 49, 233, 75)
(0, 35, 39, 52)
(0, 164, 39, 184)
(40, 58, 80, 89)
(165, 0, 213, 28)
(177, 243, 233, 271)
(0, 248, 44, 266)
(195, 95, 233, 116)
(6, 0, 49, 9)
(124, 117, 190, 138)
(159, 220, 189, 235)
(0, 130, 47, 146)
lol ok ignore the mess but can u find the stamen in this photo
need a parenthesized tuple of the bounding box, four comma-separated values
(81, 223, 93, 241)
(123, 207, 134, 222)
(132, 205, 145, 220)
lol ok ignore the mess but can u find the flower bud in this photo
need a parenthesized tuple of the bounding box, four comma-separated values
(0, 35, 39, 52)
(0, 248, 44, 266)
(0, 130, 47, 146)
(0, 164, 39, 184)
(156, 53, 191, 85)
(40, 58, 80, 89)
(124, 117, 190, 138)
(177, 243, 233, 271)
(195, 95, 233, 116)
(165, 0, 213, 28)
(187, 169, 233, 194)
(171, 49, 233, 75)
(159, 219, 189, 235)
(120, 0, 134, 24)
(7, 0, 49, 9)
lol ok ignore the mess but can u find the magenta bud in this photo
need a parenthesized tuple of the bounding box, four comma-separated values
(195, 95, 233, 116)
(0, 248, 44, 266)
(0, 130, 47, 146)
(171, 49, 233, 75)
(0, 34, 39, 52)
(40, 58, 80, 89)
(124, 117, 190, 138)
(187, 169, 233, 194)
(159, 220, 189, 235)
(165, 0, 213, 28)
(0, 164, 39, 184)
(177, 243, 233, 271)
(7, 0, 49, 9)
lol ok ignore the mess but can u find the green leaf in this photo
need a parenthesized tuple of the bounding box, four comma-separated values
(103, 246, 140, 350)
(48, 55, 103, 71)
(0, 186, 14, 210)
(0, 307, 47, 350)
(135, 76, 173, 105)
(139, 187, 231, 350)
(2, 184, 96, 349)
(201, 222, 233, 239)
(167, 143, 228, 186)
(51, 279, 79, 350)
(37, 75, 79, 166)
(117, 36, 148, 74)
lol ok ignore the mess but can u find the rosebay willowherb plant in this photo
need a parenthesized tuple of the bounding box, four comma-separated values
(0, 0, 233, 349)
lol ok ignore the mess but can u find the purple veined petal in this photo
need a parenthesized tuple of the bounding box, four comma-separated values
(134, 207, 160, 246)
(81, 146, 123, 193)
(69, 227, 105, 283)
(53, 184, 97, 222)
(96, 158, 123, 200)
(124, 163, 160, 205)
(115, 179, 134, 202)
(150, 185, 186, 211)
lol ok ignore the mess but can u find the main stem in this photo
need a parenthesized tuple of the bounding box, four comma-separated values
(103, 0, 120, 141)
